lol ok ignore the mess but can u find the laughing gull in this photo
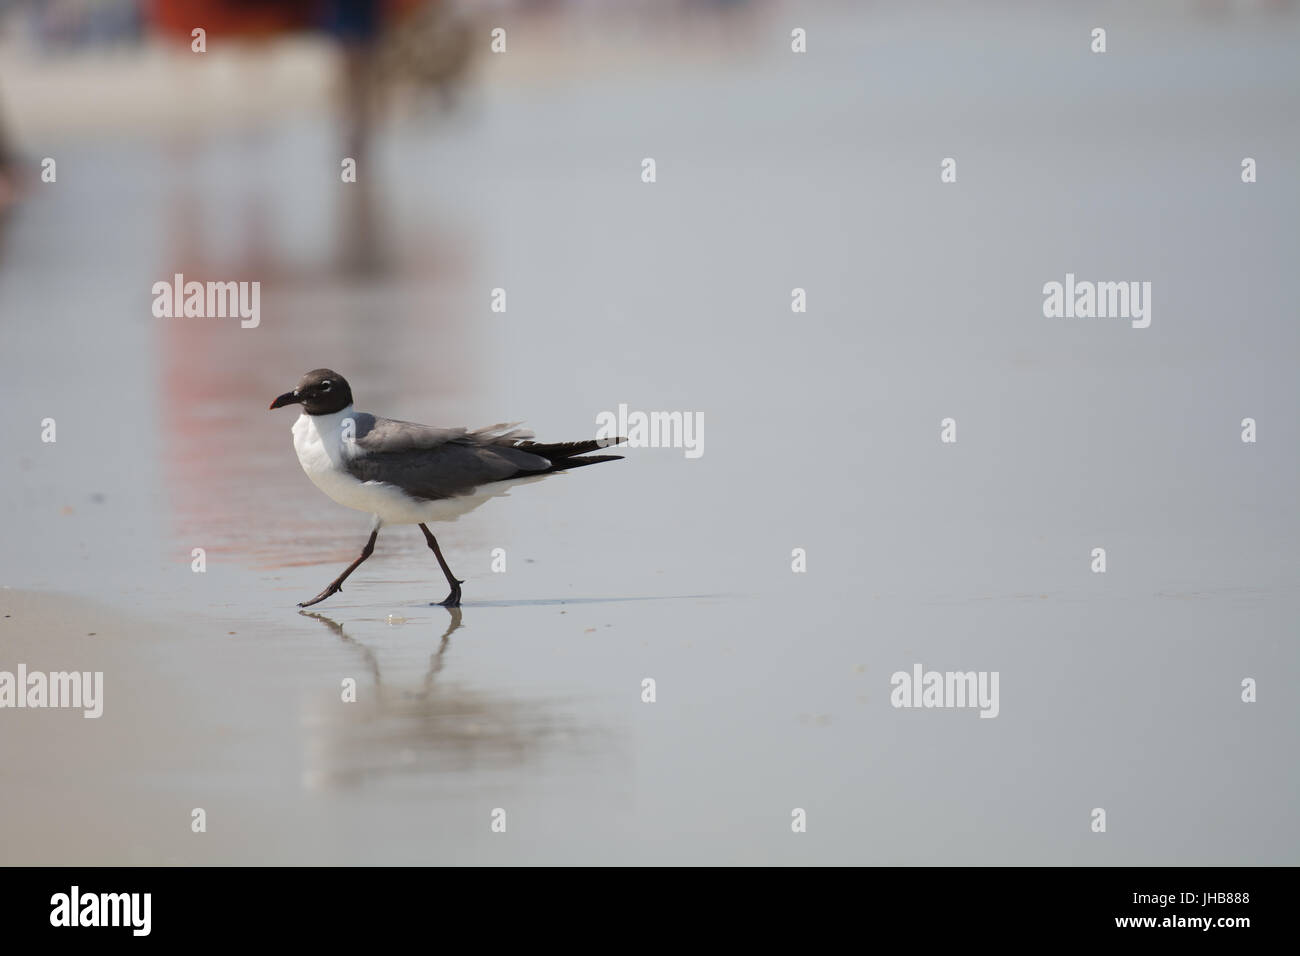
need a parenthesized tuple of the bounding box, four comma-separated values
(270, 369, 625, 608)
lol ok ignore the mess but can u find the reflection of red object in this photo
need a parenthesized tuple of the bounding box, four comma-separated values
(148, 1, 316, 39)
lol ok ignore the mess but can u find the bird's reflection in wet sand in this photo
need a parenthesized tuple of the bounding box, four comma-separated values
(297, 608, 595, 791)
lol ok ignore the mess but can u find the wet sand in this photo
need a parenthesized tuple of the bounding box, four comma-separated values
(1, 589, 275, 865)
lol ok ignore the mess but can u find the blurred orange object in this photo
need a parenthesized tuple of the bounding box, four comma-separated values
(146, 1, 431, 41)
(147, 1, 317, 40)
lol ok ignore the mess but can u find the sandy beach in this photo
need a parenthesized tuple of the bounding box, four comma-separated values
(1, 1, 1298, 865)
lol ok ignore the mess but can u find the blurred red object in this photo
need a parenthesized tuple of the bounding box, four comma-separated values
(147, 1, 317, 39)
(146, 1, 429, 41)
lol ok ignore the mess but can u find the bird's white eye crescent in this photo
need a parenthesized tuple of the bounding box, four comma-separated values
(320, 381, 332, 391)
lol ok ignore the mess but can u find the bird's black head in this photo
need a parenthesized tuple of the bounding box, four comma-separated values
(269, 369, 354, 416)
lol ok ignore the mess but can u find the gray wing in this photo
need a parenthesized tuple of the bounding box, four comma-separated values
(343, 413, 552, 501)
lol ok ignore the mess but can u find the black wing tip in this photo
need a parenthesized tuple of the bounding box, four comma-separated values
(562, 453, 624, 466)
(516, 437, 628, 456)
(504, 452, 623, 482)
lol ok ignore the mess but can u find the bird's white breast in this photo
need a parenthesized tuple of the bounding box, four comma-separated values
(292, 408, 351, 486)
(291, 408, 382, 511)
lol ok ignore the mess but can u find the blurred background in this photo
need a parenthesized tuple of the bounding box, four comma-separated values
(1, 0, 1298, 865)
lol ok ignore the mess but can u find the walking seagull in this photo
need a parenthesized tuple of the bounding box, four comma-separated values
(270, 369, 625, 608)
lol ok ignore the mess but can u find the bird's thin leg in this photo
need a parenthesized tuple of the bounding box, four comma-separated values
(299, 530, 379, 608)
(419, 523, 464, 607)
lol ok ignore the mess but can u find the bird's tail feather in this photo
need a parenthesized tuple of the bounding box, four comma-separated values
(515, 437, 627, 458)
(504, 436, 626, 480)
